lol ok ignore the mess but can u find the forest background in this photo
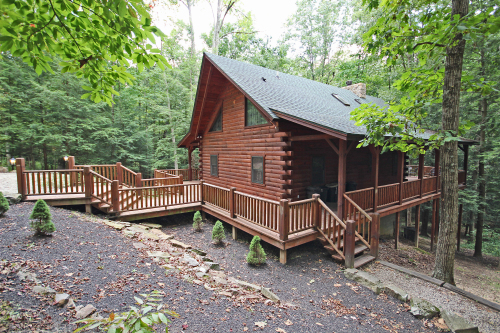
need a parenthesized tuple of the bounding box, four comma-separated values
(1, 0, 499, 256)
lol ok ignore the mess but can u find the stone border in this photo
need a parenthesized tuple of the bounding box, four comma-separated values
(379, 260, 500, 313)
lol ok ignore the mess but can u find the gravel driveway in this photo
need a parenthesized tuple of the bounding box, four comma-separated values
(0, 203, 439, 332)
(0, 172, 18, 194)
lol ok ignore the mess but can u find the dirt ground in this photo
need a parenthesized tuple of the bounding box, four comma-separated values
(377, 236, 500, 304)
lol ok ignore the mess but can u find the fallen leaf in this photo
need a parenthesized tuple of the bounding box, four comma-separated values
(334, 283, 342, 287)
(316, 323, 323, 326)
(309, 279, 315, 284)
(255, 322, 267, 328)
(276, 329, 287, 333)
(284, 319, 293, 326)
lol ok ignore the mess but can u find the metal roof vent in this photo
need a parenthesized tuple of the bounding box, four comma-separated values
(331, 93, 350, 106)
(354, 98, 363, 104)
(261, 77, 267, 82)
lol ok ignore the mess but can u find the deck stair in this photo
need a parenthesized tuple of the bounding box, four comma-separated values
(316, 197, 377, 268)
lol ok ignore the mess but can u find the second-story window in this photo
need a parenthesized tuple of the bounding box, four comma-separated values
(210, 155, 218, 176)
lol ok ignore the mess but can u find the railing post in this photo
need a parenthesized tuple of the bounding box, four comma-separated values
(199, 180, 204, 204)
(344, 220, 356, 268)
(111, 180, 120, 213)
(136, 172, 142, 187)
(83, 166, 92, 214)
(116, 162, 123, 185)
(229, 187, 236, 218)
(369, 213, 380, 258)
(312, 194, 320, 228)
(16, 158, 26, 200)
(68, 156, 76, 186)
(188, 147, 193, 181)
(279, 199, 289, 241)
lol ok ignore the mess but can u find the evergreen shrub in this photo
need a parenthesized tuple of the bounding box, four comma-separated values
(246, 236, 267, 265)
(193, 211, 203, 231)
(30, 200, 55, 235)
(212, 220, 225, 244)
(0, 192, 8, 216)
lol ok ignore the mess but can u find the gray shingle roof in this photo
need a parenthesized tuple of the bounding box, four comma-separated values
(206, 52, 387, 135)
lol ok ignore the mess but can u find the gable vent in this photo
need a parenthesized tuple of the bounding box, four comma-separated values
(331, 93, 350, 106)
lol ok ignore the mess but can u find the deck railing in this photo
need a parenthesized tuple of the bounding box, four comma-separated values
(317, 199, 346, 259)
(159, 168, 199, 181)
(121, 165, 137, 187)
(89, 171, 113, 206)
(23, 169, 84, 195)
(142, 177, 182, 187)
(344, 194, 372, 251)
(203, 182, 230, 212)
(288, 198, 315, 234)
(377, 183, 400, 208)
(234, 191, 281, 232)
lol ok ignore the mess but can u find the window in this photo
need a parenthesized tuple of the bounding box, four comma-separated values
(245, 98, 268, 127)
(311, 156, 325, 185)
(210, 107, 222, 132)
(251, 156, 264, 184)
(210, 155, 218, 177)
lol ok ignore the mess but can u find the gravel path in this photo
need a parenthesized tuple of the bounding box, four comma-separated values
(0, 172, 18, 194)
(368, 263, 500, 333)
(0, 203, 438, 332)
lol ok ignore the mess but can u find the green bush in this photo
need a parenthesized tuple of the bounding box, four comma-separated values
(29, 200, 55, 235)
(193, 211, 203, 231)
(0, 192, 8, 216)
(246, 236, 267, 265)
(211, 220, 225, 244)
(73, 290, 178, 333)
(463, 227, 500, 257)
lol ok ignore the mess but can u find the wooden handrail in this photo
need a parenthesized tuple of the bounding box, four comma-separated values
(89, 170, 112, 183)
(318, 199, 345, 228)
(234, 190, 280, 204)
(204, 182, 231, 192)
(24, 169, 83, 173)
(345, 186, 375, 195)
(344, 194, 372, 221)
(288, 197, 316, 206)
(121, 165, 137, 175)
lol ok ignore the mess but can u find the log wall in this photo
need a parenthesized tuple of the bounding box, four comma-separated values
(199, 83, 287, 201)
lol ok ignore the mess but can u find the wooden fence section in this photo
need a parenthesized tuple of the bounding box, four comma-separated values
(234, 191, 280, 232)
(121, 165, 137, 187)
(344, 194, 372, 251)
(423, 176, 437, 194)
(159, 168, 199, 181)
(317, 199, 346, 259)
(203, 182, 230, 212)
(344, 187, 374, 211)
(22, 170, 84, 195)
(288, 198, 315, 234)
(377, 183, 400, 208)
(142, 177, 182, 187)
(90, 171, 113, 206)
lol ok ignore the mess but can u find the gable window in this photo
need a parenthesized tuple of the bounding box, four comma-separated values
(210, 107, 222, 132)
(245, 98, 268, 127)
(251, 156, 264, 184)
(210, 155, 218, 177)
(311, 156, 325, 185)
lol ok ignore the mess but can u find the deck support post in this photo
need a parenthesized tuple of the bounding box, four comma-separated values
(369, 213, 380, 258)
(463, 145, 468, 185)
(457, 203, 463, 251)
(279, 249, 287, 264)
(85, 204, 92, 214)
(312, 194, 320, 228)
(200, 180, 204, 204)
(395, 211, 400, 249)
(229, 187, 236, 218)
(337, 140, 347, 220)
(279, 199, 289, 241)
(344, 220, 356, 268)
(116, 162, 123, 185)
(369, 145, 380, 212)
(418, 153, 424, 197)
(16, 158, 26, 200)
(188, 147, 193, 181)
(398, 152, 404, 205)
(232, 226, 238, 240)
(415, 204, 421, 247)
(111, 180, 119, 213)
(431, 199, 437, 251)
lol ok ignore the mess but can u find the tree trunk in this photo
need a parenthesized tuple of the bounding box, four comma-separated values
(186, 0, 196, 101)
(212, 0, 223, 55)
(475, 96, 487, 257)
(432, 0, 468, 285)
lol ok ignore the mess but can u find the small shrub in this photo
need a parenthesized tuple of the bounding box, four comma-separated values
(193, 211, 203, 231)
(29, 200, 55, 235)
(246, 236, 267, 265)
(0, 192, 8, 216)
(73, 290, 178, 333)
(212, 220, 226, 244)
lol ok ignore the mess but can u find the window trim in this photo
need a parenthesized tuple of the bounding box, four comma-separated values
(210, 154, 219, 177)
(245, 98, 270, 128)
(311, 155, 325, 186)
(251, 155, 265, 186)
(208, 105, 223, 133)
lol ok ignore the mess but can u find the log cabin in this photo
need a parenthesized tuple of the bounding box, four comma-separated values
(178, 52, 475, 266)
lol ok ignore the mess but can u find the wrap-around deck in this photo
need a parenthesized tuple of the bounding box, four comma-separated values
(15, 156, 464, 268)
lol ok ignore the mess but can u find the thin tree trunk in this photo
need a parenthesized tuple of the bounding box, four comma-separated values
(433, 0, 468, 285)
(212, 0, 223, 55)
(186, 0, 196, 101)
(475, 96, 487, 257)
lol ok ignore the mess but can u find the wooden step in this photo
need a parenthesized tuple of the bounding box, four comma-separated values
(353, 254, 376, 268)
(331, 244, 368, 261)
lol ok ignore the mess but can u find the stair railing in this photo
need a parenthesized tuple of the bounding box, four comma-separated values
(317, 198, 346, 260)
